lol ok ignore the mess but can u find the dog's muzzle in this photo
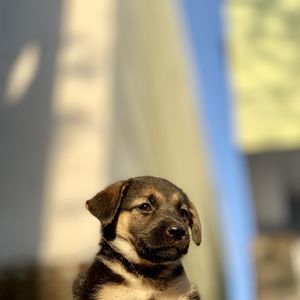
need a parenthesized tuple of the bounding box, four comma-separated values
(133, 220, 190, 263)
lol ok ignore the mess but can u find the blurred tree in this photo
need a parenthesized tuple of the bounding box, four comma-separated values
(229, 0, 300, 153)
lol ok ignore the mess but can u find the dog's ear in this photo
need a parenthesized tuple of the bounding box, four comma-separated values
(86, 180, 130, 227)
(186, 198, 202, 246)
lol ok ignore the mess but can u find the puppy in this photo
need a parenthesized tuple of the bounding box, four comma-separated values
(73, 176, 202, 300)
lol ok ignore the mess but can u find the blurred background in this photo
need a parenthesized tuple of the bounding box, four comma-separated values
(0, 0, 300, 299)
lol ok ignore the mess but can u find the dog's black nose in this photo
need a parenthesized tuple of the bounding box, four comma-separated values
(166, 225, 186, 240)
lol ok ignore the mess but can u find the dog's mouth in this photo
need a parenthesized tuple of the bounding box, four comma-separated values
(134, 237, 189, 263)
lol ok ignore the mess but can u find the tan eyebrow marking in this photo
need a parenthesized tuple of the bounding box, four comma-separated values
(129, 197, 149, 207)
(171, 192, 181, 207)
(143, 188, 164, 202)
(128, 188, 164, 207)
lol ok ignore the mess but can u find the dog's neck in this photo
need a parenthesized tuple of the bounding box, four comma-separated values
(98, 239, 184, 281)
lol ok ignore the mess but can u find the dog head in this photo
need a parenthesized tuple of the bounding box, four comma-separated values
(86, 176, 201, 263)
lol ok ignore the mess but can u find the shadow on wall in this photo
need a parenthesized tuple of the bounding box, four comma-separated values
(0, 0, 62, 265)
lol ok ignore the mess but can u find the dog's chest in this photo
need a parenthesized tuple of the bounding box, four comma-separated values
(96, 282, 154, 300)
(96, 273, 192, 300)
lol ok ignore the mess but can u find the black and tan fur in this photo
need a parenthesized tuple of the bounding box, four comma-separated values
(73, 176, 202, 300)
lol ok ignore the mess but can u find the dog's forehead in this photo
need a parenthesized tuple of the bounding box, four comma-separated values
(125, 177, 186, 204)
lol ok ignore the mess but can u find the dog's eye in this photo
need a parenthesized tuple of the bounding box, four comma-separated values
(179, 208, 188, 219)
(138, 203, 152, 213)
